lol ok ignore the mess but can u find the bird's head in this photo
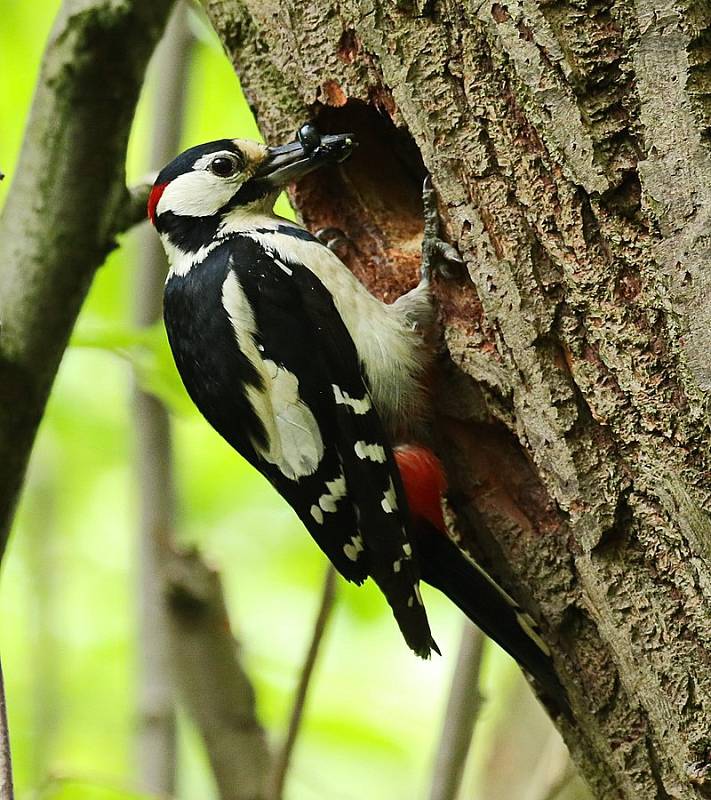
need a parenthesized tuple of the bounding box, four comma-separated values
(148, 125, 355, 237)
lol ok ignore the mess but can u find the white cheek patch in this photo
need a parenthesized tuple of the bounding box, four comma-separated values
(158, 170, 242, 218)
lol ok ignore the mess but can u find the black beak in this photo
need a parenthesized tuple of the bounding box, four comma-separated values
(253, 124, 356, 188)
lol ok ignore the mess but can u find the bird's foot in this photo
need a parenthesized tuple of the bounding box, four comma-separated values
(421, 175, 464, 283)
(315, 226, 351, 259)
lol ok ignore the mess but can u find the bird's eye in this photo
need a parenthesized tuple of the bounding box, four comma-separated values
(209, 155, 240, 178)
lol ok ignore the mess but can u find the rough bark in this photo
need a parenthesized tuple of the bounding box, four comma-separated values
(0, 0, 175, 558)
(202, 2, 711, 797)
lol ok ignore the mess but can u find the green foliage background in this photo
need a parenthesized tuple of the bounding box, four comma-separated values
(0, 4, 522, 798)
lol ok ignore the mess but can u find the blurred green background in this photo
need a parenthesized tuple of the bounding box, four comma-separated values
(0, 3, 559, 799)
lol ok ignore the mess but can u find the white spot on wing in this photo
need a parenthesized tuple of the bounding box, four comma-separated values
(403, 542, 412, 557)
(354, 441, 386, 463)
(333, 385, 372, 414)
(310, 505, 324, 524)
(343, 534, 364, 562)
(381, 479, 398, 514)
(318, 474, 347, 513)
(393, 559, 401, 573)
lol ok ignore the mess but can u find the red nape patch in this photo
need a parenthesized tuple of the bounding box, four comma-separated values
(147, 181, 168, 225)
(394, 445, 447, 534)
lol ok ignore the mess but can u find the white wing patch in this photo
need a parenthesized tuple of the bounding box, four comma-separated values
(222, 270, 324, 480)
(261, 361, 324, 479)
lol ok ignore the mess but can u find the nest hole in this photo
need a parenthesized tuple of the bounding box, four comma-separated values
(292, 100, 427, 301)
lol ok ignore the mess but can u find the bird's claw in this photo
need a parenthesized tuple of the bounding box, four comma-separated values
(316, 226, 351, 258)
(421, 175, 464, 283)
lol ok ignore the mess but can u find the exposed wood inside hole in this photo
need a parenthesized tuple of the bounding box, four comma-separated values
(290, 100, 427, 303)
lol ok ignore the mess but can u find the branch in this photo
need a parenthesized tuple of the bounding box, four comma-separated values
(269, 566, 337, 800)
(428, 623, 485, 800)
(0, 655, 14, 800)
(119, 182, 155, 234)
(165, 548, 271, 800)
(133, 2, 193, 792)
(0, 0, 175, 561)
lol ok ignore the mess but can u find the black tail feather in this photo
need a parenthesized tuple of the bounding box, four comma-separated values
(415, 524, 570, 716)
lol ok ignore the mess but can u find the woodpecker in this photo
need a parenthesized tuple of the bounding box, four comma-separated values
(149, 125, 568, 711)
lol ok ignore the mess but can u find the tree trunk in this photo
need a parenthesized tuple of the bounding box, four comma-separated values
(203, 2, 711, 797)
(0, 0, 174, 556)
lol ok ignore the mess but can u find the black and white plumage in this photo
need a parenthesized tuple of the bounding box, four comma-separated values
(151, 129, 437, 656)
(150, 127, 570, 712)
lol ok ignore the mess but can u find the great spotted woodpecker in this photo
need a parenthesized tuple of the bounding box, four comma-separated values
(149, 125, 568, 710)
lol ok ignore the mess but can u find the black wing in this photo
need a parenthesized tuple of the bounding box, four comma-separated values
(228, 236, 436, 657)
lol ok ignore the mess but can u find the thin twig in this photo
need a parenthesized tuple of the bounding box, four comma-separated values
(428, 623, 485, 800)
(0, 655, 15, 800)
(117, 182, 155, 234)
(269, 565, 338, 800)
